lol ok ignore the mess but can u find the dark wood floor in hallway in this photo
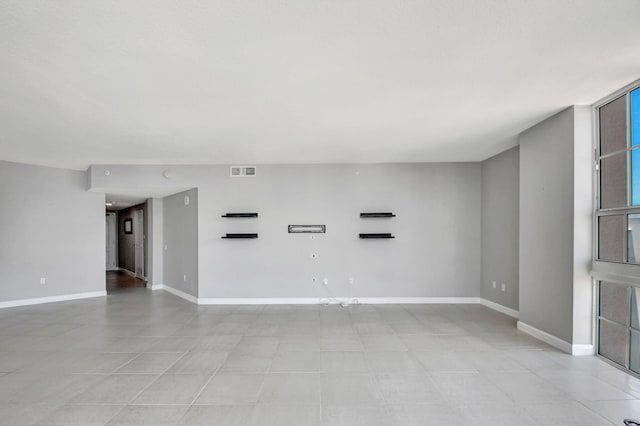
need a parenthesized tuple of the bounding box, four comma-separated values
(106, 270, 146, 293)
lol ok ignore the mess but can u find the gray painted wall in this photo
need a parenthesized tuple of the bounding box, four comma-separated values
(480, 146, 519, 310)
(519, 108, 576, 344)
(89, 162, 482, 299)
(198, 163, 481, 299)
(0, 161, 104, 302)
(163, 188, 198, 297)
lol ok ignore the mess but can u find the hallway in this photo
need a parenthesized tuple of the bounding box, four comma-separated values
(106, 271, 146, 293)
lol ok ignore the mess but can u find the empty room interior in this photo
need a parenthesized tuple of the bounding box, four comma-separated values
(2, 1, 640, 425)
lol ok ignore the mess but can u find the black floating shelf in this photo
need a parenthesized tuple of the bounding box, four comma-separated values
(221, 213, 258, 218)
(221, 233, 258, 239)
(360, 212, 396, 218)
(359, 233, 395, 239)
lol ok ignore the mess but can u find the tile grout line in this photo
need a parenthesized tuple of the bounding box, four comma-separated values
(107, 352, 143, 374)
(575, 398, 635, 425)
(184, 332, 247, 407)
(186, 358, 227, 406)
(126, 351, 191, 405)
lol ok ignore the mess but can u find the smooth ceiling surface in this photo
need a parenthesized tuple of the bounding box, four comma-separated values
(1, 0, 640, 170)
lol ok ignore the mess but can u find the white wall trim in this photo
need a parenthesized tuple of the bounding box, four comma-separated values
(198, 298, 320, 305)
(162, 285, 198, 304)
(480, 298, 519, 318)
(517, 321, 572, 354)
(571, 344, 595, 356)
(148, 283, 164, 291)
(0, 291, 107, 309)
(194, 296, 481, 305)
(355, 297, 480, 304)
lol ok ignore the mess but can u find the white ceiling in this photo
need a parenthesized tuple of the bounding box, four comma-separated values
(105, 193, 148, 211)
(1, 1, 640, 170)
(105, 187, 191, 210)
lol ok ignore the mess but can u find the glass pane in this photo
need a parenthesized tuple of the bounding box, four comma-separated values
(630, 215, 640, 263)
(599, 319, 628, 366)
(632, 88, 640, 147)
(600, 95, 627, 155)
(633, 150, 640, 206)
(601, 152, 628, 208)
(600, 282, 629, 325)
(631, 330, 640, 373)
(632, 288, 640, 329)
(599, 215, 626, 262)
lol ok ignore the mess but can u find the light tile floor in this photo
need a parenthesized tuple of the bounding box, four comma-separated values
(0, 289, 637, 425)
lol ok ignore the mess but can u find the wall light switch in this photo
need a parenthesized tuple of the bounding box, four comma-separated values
(492, 281, 496, 289)
(183, 275, 187, 282)
(40, 277, 46, 285)
(501, 283, 506, 292)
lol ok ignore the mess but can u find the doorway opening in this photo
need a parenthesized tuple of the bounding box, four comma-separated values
(101, 187, 196, 297)
(105, 194, 149, 293)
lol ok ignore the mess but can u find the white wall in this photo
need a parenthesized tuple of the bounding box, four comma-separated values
(147, 197, 164, 288)
(572, 106, 594, 348)
(519, 106, 593, 349)
(163, 188, 198, 297)
(480, 146, 519, 311)
(90, 162, 481, 300)
(0, 161, 105, 303)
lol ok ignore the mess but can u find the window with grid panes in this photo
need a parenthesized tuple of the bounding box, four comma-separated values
(597, 84, 640, 373)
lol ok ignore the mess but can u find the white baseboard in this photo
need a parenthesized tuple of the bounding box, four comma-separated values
(517, 321, 574, 354)
(194, 296, 481, 305)
(356, 297, 481, 304)
(162, 285, 198, 304)
(517, 321, 594, 356)
(0, 291, 107, 309)
(197, 298, 318, 305)
(480, 298, 519, 319)
(148, 283, 164, 291)
(571, 344, 595, 356)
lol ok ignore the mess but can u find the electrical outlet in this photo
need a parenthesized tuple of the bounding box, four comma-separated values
(501, 283, 506, 292)
(348, 277, 354, 284)
(40, 277, 46, 285)
(323, 278, 329, 285)
(492, 281, 496, 289)
(311, 253, 318, 259)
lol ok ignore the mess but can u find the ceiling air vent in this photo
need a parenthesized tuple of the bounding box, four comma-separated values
(230, 166, 257, 177)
